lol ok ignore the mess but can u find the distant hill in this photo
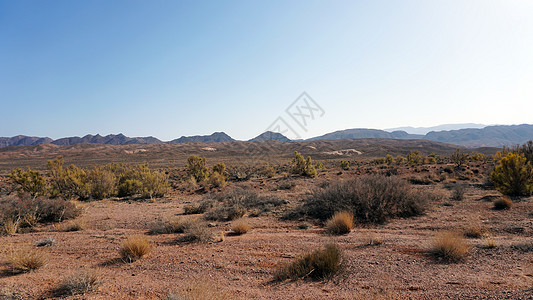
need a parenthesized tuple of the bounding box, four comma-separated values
(424, 124, 533, 147)
(169, 132, 234, 143)
(307, 128, 423, 141)
(249, 131, 291, 142)
(385, 123, 487, 135)
(0, 135, 53, 148)
(52, 134, 162, 146)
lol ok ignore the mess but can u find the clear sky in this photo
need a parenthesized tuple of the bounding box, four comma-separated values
(1, 0, 532, 141)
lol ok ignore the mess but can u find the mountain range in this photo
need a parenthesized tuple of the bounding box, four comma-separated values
(1, 124, 533, 148)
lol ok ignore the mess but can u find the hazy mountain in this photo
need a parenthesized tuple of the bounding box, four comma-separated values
(385, 123, 487, 135)
(249, 131, 291, 142)
(307, 128, 423, 141)
(51, 134, 162, 146)
(424, 124, 533, 147)
(0, 135, 54, 148)
(169, 132, 235, 143)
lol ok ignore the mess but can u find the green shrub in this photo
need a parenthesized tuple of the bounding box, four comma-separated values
(9, 168, 48, 197)
(187, 155, 209, 182)
(291, 151, 317, 178)
(490, 152, 533, 196)
(340, 160, 349, 170)
(47, 157, 90, 200)
(406, 151, 423, 165)
(88, 167, 116, 200)
(208, 171, 226, 188)
(450, 149, 469, 167)
(298, 175, 430, 224)
(274, 244, 342, 281)
(385, 154, 395, 165)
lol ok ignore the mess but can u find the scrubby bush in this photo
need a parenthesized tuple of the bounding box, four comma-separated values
(490, 152, 533, 196)
(0, 194, 82, 230)
(493, 196, 512, 210)
(406, 151, 423, 165)
(325, 211, 354, 235)
(48, 157, 90, 200)
(187, 155, 209, 182)
(56, 269, 101, 296)
(429, 231, 470, 262)
(231, 219, 251, 235)
(88, 167, 116, 200)
(181, 220, 214, 243)
(7, 248, 47, 273)
(450, 149, 469, 167)
(298, 175, 430, 224)
(385, 154, 395, 165)
(117, 179, 143, 197)
(9, 168, 48, 197)
(203, 188, 286, 220)
(340, 160, 349, 170)
(451, 183, 467, 201)
(274, 244, 342, 281)
(291, 151, 317, 178)
(149, 217, 194, 234)
(120, 235, 152, 262)
(395, 155, 405, 165)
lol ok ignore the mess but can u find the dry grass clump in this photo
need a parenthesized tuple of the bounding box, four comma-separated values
(493, 197, 512, 210)
(120, 235, 152, 262)
(63, 220, 86, 232)
(7, 248, 47, 273)
(480, 235, 496, 249)
(56, 269, 102, 296)
(183, 199, 214, 215)
(182, 221, 214, 243)
(429, 231, 470, 262)
(2, 218, 18, 235)
(274, 244, 342, 281)
(166, 281, 232, 300)
(325, 211, 354, 235)
(463, 221, 486, 238)
(231, 219, 251, 235)
(149, 217, 193, 234)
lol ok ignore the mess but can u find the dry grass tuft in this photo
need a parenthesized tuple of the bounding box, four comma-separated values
(7, 247, 47, 273)
(480, 235, 496, 249)
(493, 197, 512, 210)
(231, 219, 251, 235)
(429, 231, 470, 262)
(56, 269, 102, 296)
(63, 220, 86, 232)
(149, 217, 194, 234)
(2, 219, 19, 235)
(120, 235, 152, 262)
(274, 244, 342, 281)
(182, 221, 214, 243)
(325, 211, 354, 235)
(463, 222, 486, 239)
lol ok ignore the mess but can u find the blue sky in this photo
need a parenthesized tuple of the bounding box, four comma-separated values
(1, 0, 532, 141)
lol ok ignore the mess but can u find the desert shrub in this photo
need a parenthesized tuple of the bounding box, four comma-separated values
(0, 195, 82, 229)
(291, 151, 317, 178)
(325, 211, 354, 235)
(183, 199, 214, 215)
(182, 221, 214, 243)
(340, 160, 349, 170)
(395, 155, 405, 165)
(7, 248, 47, 273)
(231, 219, 251, 235)
(406, 151, 423, 165)
(48, 157, 90, 200)
(451, 183, 467, 201)
(117, 179, 143, 197)
(315, 162, 326, 171)
(9, 168, 48, 197)
(372, 158, 386, 165)
(63, 220, 86, 232)
(149, 217, 193, 234)
(425, 154, 436, 164)
(120, 235, 152, 262)
(276, 178, 295, 190)
(274, 244, 342, 281)
(204, 188, 286, 220)
(298, 175, 430, 224)
(187, 155, 209, 182)
(384, 154, 394, 165)
(139, 168, 170, 198)
(450, 149, 469, 167)
(470, 152, 486, 162)
(208, 171, 226, 188)
(463, 223, 485, 238)
(260, 164, 276, 178)
(56, 269, 101, 296)
(88, 167, 116, 200)
(493, 196, 512, 210)
(490, 153, 533, 196)
(429, 231, 470, 262)
(2, 218, 19, 235)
